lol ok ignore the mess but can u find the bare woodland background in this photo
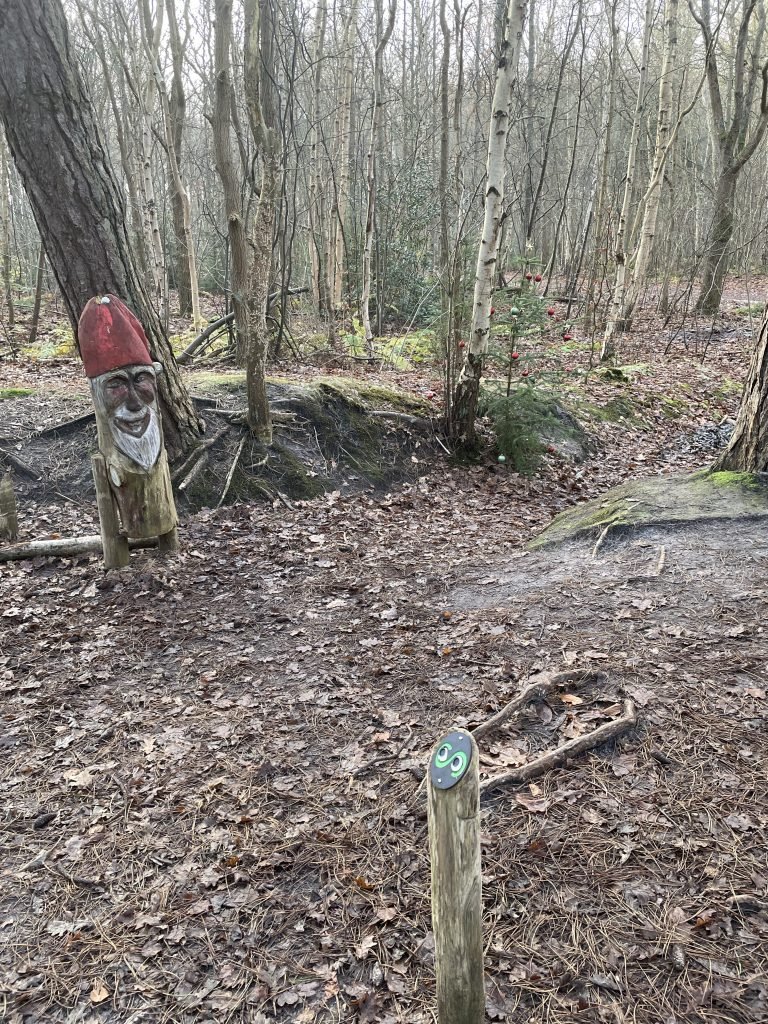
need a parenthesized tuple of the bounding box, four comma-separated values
(2, 0, 768, 371)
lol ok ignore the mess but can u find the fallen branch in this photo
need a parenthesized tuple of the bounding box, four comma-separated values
(0, 534, 156, 563)
(0, 447, 41, 481)
(472, 669, 607, 742)
(217, 434, 247, 508)
(178, 313, 234, 365)
(479, 699, 637, 794)
(171, 427, 229, 483)
(369, 410, 430, 427)
(178, 288, 310, 364)
(177, 451, 208, 493)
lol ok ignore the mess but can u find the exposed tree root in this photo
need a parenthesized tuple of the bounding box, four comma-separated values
(479, 699, 637, 794)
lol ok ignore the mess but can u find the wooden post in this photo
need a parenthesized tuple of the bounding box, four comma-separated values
(91, 453, 129, 568)
(427, 728, 485, 1024)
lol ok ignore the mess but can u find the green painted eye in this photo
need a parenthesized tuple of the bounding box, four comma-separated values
(435, 743, 453, 768)
(449, 751, 468, 778)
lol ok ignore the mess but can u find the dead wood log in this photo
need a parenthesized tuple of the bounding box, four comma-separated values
(177, 450, 208, 492)
(178, 288, 310, 365)
(0, 447, 41, 480)
(0, 534, 157, 563)
(478, 699, 637, 794)
(472, 670, 607, 741)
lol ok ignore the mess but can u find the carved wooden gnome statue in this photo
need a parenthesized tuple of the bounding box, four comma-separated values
(79, 294, 179, 568)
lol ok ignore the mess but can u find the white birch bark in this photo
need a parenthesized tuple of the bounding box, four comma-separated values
(452, 0, 528, 441)
(601, 0, 654, 360)
(331, 0, 358, 312)
(621, 0, 681, 329)
(308, 0, 330, 316)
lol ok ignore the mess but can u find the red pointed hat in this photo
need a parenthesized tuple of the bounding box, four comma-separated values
(78, 295, 153, 379)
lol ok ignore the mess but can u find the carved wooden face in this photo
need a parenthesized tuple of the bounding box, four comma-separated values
(91, 365, 162, 471)
(100, 366, 158, 435)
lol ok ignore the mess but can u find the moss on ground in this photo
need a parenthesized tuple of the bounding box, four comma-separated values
(529, 468, 768, 549)
(0, 387, 34, 399)
(177, 375, 435, 506)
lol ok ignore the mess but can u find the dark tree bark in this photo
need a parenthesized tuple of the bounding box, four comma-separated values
(0, 0, 201, 453)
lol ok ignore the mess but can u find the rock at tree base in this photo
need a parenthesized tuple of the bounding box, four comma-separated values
(529, 469, 768, 549)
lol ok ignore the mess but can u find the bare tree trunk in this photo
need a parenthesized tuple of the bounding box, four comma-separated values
(600, 0, 654, 360)
(583, 0, 619, 334)
(166, 0, 195, 319)
(308, 0, 332, 322)
(0, 134, 13, 329)
(0, 0, 199, 451)
(451, 0, 528, 443)
(27, 242, 46, 346)
(242, 0, 279, 442)
(212, 0, 251, 367)
(138, 0, 168, 321)
(525, 0, 581, 248)
(620, 0, 682, 331)
(691, 0, 768, 314)
(715, 304, 768, 469)
(361, 0, 397, 351)
(331, 0, 358, 313)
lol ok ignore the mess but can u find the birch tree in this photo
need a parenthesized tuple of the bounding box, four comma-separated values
(600, 0, 655, 360)
(451, 0, 528, 443)
(620, 0, 684, 330)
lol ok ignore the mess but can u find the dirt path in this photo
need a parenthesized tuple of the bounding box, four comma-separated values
(2, 469, 767, 1022)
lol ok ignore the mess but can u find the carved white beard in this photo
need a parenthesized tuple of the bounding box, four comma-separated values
(110, 406, 162, 471)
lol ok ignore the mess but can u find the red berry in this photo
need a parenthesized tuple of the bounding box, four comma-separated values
(563, 334, 572, 341)
(522, 369, 530, 377)
(426, 390, 435, 399)
(525, 272, 533, 281)
(458, 340, 466, 348)
(490, 307, 496, 315)
(547, 307, 556, 316)
(535, 274, 542, 282)
(547, 444, 555, 453)
(511, 351, 520, 360)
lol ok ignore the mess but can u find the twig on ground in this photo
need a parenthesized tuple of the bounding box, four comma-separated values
(472, 670, 607, 741)
(591, 525, 610, 559)
(479, 699, 637, 793)
(34, 411, 96, 438)
(177, 451, 208, 493)
(217, 434, 247, 508)
(655, 545, 667, 575)
(171, 427, 229, 483)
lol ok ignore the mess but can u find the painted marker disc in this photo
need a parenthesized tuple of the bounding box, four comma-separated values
(430, 730, 473, 790)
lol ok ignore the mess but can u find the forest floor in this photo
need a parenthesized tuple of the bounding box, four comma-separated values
(1, 288, 768, 1023)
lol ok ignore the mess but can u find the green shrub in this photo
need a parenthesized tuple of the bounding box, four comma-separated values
(481, 383, 571, 475)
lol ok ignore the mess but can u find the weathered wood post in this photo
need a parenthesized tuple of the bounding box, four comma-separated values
(78, 295, 179, 569)
(427, 728, 485, 1024)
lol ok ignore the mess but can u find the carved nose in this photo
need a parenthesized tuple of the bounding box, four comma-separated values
(124, 382, 142, 411)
